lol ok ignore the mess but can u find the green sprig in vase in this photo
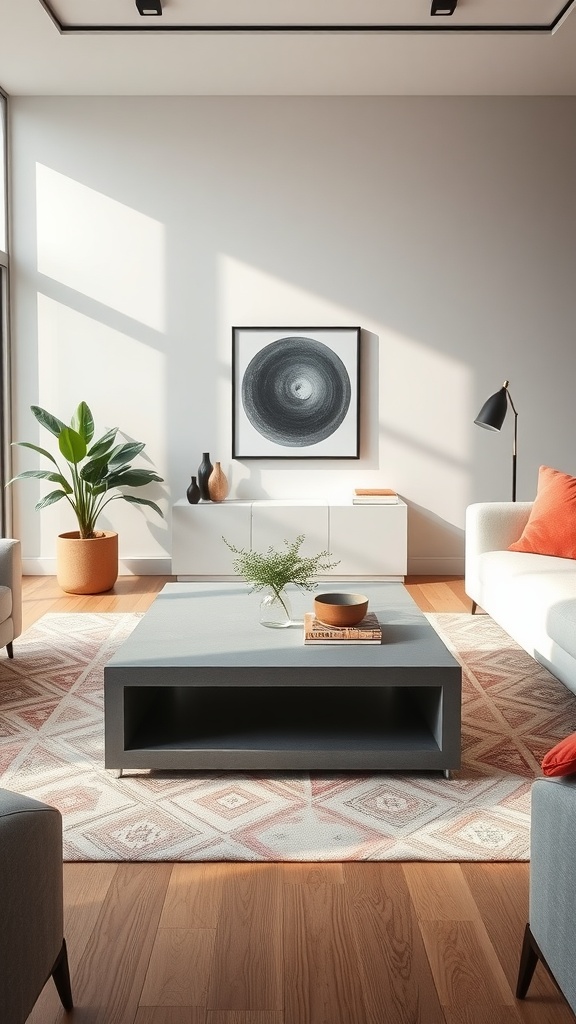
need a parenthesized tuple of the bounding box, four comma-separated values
(222, 533, 340, 629)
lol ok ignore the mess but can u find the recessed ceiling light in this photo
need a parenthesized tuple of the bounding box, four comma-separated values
(430, 0, 457, 13)
(135, 0, 163, 14)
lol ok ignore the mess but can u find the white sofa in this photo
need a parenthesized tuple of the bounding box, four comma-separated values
(465, 502, 576, 696)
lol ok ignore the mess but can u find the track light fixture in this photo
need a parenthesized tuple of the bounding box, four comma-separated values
(135, 0, 162, 14)
(430, 0, 458, 13)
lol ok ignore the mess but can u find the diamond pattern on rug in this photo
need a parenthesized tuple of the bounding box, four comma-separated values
(0, 610, 575, 862)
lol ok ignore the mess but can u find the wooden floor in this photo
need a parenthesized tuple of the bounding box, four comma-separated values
(20, 575, 574, 1024)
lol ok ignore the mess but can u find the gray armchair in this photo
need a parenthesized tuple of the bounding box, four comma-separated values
(0, 538, 22, 657)
(516, 775, 576, 1014)
(0, 789, 73, 1022)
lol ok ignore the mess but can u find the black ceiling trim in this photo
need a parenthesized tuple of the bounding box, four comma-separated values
(37, 0, 576, 34)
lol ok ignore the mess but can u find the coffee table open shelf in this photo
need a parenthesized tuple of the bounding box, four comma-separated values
(105, 583, 461, 775)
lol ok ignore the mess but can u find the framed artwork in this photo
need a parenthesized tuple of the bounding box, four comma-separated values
(232, 326, 361, 459)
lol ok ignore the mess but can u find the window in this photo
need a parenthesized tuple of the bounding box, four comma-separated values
(0, 89, 6, 255)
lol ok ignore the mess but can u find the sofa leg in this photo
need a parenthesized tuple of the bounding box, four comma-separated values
(471, 601, 477, 615)
(6, 641, 13, 658)
(51, 938, 73, 1011)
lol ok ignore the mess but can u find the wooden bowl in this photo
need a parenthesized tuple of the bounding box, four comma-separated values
(314, 592, 369, 628)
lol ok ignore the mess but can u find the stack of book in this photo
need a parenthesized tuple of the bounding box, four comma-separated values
(352, 488, 398, 505)
(304, 611, 383, 645)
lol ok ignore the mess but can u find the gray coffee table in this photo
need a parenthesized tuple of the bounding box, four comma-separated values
(104, 582, 461, 775)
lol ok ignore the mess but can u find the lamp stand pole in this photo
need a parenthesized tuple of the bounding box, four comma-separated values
(505, 385, 518, 502)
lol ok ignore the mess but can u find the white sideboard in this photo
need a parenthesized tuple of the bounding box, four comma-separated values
(172, 499, 407, 580)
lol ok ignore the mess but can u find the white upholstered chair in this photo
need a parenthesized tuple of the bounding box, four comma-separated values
(0, 538, 22, 657)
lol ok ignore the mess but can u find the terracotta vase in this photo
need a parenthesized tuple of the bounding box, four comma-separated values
(207, 462, 229, 503)
(56, 531, 118, 595)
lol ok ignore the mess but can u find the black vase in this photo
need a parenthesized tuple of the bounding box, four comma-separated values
(197, 452, 213, 501)
(186, 476, 201, 504)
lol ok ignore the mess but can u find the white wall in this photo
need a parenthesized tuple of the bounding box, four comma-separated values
(8, 97, 576, 575)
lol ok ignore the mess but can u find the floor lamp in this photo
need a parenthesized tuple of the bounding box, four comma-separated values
(474, 379, 518, 501)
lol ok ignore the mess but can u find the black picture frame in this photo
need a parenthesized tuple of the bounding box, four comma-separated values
(232, 326, 361, 459)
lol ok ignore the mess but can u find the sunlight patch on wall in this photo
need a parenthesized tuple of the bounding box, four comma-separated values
(379, 329, 473, 523)
(219, 255, 362, 329)
(33, 294, 167, 555)
(36, 163, 165, 331)
(381, 331, 471, 462)
(217, 256, 473, 508)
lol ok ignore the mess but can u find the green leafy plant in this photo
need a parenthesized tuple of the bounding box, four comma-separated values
(223, 533, 340, 617)
(8, 401, 164, 539)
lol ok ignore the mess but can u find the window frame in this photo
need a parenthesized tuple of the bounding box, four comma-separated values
(0, 86, 12, 537)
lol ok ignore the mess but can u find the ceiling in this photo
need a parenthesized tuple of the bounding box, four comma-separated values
(1, 0, 576, 95)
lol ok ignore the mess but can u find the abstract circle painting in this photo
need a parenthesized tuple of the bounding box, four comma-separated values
(241, 335, 351, 447)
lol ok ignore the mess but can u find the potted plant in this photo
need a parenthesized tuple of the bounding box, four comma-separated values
(8, 401, 164, 594)
(223, 533, 339, 627)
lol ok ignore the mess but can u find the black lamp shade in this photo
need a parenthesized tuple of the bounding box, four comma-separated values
(135, 0, 162, 14)
(431, 0, 458, 13)
(474, 387, 508, 431)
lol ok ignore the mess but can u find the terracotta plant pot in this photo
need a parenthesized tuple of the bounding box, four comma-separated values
(56, 531, 118, 595)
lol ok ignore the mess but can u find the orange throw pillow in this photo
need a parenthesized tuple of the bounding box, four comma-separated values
(542, 732, 576, 777)
(508, 465, 576, 559)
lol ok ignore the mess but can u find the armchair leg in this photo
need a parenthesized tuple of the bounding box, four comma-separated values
(6, 641, 13, 658)
(516, 924, 539, 998)
(51, 938, 73, 1011)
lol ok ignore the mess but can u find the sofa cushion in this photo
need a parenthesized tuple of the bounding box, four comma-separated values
(542, 732, 576, 777)
(509, 465, 576, 559)
(478, 549, 576, 582)
(476, 551, 576, 659)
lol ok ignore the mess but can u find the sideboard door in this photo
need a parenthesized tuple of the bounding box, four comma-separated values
(328, 502, 408, 578)
(251, 501, 329, 564)
(172, 500, 252, 577)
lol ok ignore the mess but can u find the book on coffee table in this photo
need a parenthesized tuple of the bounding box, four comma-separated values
(303, 611, 382, 644)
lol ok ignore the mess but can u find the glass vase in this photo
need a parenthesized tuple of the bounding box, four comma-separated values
(259, 588, 292, 628)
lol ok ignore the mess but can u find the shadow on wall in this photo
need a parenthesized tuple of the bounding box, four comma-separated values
(407, 500, 465, 574)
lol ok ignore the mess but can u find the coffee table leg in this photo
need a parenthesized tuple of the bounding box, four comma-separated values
(443, 769, 452, 780)
(108, 768, 123, 779)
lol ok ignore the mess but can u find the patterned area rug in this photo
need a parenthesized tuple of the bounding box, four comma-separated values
(1, 611, 574, 862)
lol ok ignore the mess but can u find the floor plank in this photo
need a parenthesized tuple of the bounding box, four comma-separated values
(134, 1010, 205, 1024)
(283, 879, 369, 1024)
(207, 1014, 284, 1024)
(140, 927, 216, 1008)
(207, 864, 283, 1012)
(419, 920, 522, 1023)
(68, 862, 172, 1024)
(344, 862, 445, 1024)
(159, 862, 226, 929)
(403, 862, 481, 922)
